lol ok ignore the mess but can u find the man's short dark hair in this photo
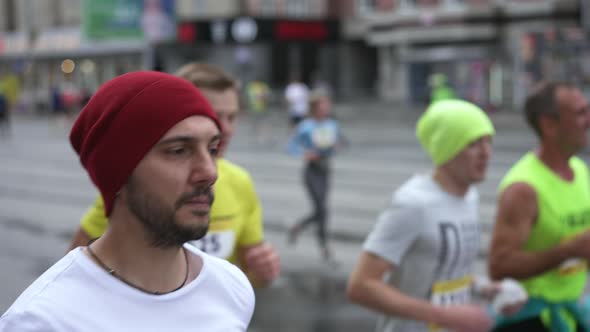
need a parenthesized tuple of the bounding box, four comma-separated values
(524, 81, 574, 138)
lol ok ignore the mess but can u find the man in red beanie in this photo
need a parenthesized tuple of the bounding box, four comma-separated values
(67, 63, 280, 287)
(0, 71, 255, 331)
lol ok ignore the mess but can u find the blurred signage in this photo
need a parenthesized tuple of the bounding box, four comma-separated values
(35, 28, 81, 52)
(178, 18, 339, 44)
(0, 32, 29, 55)
(142, 0, 176, 43)
(275, 21, 329, 41)
(83, 0, 176, 42)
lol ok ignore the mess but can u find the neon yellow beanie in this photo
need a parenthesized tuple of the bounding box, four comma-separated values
(416, 100, 495, 166)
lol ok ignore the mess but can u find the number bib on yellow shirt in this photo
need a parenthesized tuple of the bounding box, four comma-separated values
(190, 231, 236, 259)
(429, 275, 473, 331)
(558, 258, 587, 276)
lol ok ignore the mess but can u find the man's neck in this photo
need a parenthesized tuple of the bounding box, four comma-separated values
(433, 168, 470, 198)
(536, 142, 574, 181)
(87, 211, 200, 294)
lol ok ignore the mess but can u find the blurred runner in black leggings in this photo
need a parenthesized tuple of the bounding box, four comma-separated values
(287, 91, 344, 261)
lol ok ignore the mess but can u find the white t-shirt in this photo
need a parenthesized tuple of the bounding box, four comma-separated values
(0, 245, 255, 332)
(363, 174, 481, 332)
(284, 82, 310, 117)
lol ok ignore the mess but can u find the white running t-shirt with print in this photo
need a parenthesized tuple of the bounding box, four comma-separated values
(0, 245, 255, 332)
(363, 174, 481, 332)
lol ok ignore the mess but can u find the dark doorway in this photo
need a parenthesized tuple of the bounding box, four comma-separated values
(271, 42, 289, 87)
(271, 42, 320, 87)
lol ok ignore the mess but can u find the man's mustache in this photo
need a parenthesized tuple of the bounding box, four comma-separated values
(175, 187, 214, 209)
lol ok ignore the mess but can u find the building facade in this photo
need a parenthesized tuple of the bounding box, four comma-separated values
(155, 0, 377, 99)
(0, 0, 379, 111)
(357, 0, 586, 110)
(3, 0, 580, 112)
(0, 0, 151, 113)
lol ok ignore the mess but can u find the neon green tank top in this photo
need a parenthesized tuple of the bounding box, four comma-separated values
(499, 152, 590, 302)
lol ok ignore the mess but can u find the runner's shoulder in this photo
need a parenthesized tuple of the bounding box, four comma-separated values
(218, 159, 255, 188)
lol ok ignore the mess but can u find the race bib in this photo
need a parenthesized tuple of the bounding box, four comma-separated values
(558, 258, 587, 275)
(429, 275, 473, 331)
(311, 126, 337, 149)
(189, 230, 235, 259)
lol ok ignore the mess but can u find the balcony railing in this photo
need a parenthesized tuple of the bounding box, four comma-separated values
(244, 0, 329, 18)
(354, 0, 565, 16)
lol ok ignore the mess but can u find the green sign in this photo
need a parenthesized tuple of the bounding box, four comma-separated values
(82, 0, 144, 40)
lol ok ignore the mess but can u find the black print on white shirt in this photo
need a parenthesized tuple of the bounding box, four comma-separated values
(435, 221, 480, 279)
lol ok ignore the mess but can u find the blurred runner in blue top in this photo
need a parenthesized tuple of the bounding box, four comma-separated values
(287, 91, 344, 262)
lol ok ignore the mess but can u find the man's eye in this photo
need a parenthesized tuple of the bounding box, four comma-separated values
(167, 147, 188, 156)
(209, 147, 219, 156)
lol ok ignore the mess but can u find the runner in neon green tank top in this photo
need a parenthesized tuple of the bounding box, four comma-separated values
(489, 82, 590, 332)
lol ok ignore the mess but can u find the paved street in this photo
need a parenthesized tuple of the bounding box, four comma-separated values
(0, 103, 565, 330)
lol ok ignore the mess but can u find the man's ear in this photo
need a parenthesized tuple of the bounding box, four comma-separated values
(538, 114, 558, 139)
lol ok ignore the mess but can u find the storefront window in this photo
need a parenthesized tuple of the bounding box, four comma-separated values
(4, 0, 17, 31)
(245, 0, 274, 16)
(260, 0, 279, 15)
(460, 0, 491, 6)
(358, 0, 397, 14)
(514, 26, 590, 106)
(357, 0, 376, 14)
(285, 0, 308, 17)
(413, 0, 440, 8)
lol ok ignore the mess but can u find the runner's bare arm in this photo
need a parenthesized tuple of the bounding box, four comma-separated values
(347, 252, 492, 331)
(489, 182, 586, 280)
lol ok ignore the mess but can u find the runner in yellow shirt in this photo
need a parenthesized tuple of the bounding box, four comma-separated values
(68, 63, 280, 286)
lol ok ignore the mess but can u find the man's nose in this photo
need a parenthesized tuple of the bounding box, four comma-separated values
(189, 153, 217, 187)
(480, 141, 492, 159)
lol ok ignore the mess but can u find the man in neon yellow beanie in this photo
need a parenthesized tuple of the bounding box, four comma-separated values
(348, 99, 506, 332)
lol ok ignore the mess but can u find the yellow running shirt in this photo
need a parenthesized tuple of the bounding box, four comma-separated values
(80, 159, 264, 264)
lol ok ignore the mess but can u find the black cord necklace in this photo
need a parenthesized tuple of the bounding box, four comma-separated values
(86, 245, 190, 295)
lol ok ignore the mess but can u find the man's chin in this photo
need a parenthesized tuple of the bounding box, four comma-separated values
(178, 204, 210, 218)
(147, 222, 209, 249)
(181, 223, 210, 242)
(175, 211, 209, 229)
(185, 214, 210, 227)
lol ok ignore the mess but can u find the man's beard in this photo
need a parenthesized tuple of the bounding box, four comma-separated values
(126, 177, 214, 249)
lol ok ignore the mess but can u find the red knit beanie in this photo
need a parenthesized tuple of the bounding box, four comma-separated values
(70, 71, 221, 216)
